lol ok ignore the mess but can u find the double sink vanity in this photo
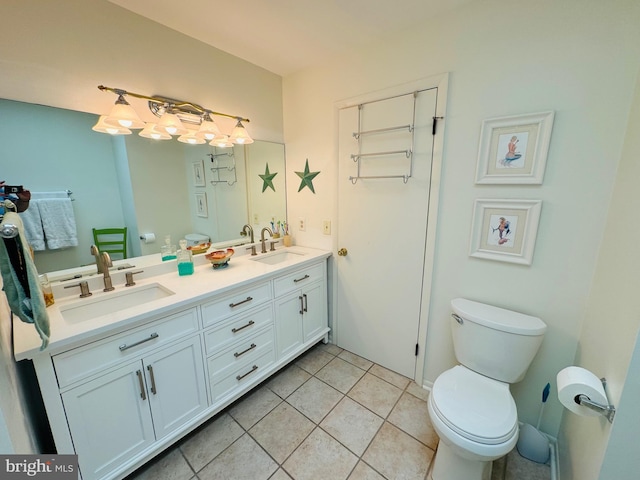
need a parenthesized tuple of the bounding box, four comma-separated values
(13, 245, 331, 480)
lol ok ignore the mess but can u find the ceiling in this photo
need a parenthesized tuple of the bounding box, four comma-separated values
(108, 0, 475, 76)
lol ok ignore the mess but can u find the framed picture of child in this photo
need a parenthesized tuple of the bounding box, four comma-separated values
(475, 111, 554, 184)
(469, 199, 542, 265)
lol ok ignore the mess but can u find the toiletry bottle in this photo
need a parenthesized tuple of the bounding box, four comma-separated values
(39, 273, 55, 307)
(161, 235, 177, 261)
(177, 239, 194, 276)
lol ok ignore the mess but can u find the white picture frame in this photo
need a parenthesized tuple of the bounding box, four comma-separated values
(192, 160, 205, 187)
(475, 111, 554, 184)
(469, 199, 542, 265)
(195, 192, 208, 217)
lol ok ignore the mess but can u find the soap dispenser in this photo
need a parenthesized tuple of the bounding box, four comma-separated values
(161, 235, 177, 261)
(177, 239, 194, 276)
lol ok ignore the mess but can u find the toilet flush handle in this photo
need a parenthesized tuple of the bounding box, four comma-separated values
(452, 313, 464, 325)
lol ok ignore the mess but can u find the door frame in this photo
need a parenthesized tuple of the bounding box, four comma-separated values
(331, 73, 448, 384)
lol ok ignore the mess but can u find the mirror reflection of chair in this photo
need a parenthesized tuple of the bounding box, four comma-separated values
(92, 227, 128, 260)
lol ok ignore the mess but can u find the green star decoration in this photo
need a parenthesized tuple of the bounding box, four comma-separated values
(295, 159, 320, 193)
(259, 162, 278, 192)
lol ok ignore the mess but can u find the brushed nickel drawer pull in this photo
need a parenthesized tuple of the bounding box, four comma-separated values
(232, 320, 255, 333)
(147, 364, 157, 395)
(303, 293, 308, 313)
(136, 370, 146, 400)
(293, 274, 310, 283)
(229, 296, 253, 308)
(236, 365, 258, 381)
(119, 332, 159, 351)
(234, 343, 257, 358)
(299, 295, 304, 315)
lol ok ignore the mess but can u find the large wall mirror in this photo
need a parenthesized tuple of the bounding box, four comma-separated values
(0, 99, 287, 274)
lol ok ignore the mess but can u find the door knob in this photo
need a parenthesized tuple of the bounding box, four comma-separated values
(338, 248, 348, 256)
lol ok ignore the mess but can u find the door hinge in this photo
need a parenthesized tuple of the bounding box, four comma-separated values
(415, 343, 419, 356)
(432, 116, 444, 135)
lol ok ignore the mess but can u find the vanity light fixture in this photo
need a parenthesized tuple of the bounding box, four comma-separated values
(94, 85, 252, 147)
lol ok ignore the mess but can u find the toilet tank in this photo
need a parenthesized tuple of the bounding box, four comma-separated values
(450, 298, 546, 383)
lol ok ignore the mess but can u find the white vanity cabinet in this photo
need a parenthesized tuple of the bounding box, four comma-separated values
(274, 263, 328, 359)
(16, 248, 331, 480)
(55, 309, 207, 480)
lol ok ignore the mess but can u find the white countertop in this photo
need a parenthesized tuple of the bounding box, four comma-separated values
(14, 246, 331, 361)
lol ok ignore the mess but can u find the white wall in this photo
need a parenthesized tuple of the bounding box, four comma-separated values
(282, 0, 640, 441)
(558, 67, 640, 480)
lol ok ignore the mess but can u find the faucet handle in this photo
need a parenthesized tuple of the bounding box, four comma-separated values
(125, 270, 144, 287)
(64, 281, 92, 298)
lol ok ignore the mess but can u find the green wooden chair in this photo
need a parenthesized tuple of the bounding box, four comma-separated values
(92, 227, 128, 260)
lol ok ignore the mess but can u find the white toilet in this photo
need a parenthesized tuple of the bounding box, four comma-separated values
(427, 298, 546, 480)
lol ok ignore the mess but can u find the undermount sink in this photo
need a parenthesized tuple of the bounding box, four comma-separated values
(59, 283, 175, 323)
(250, 250, 306, 265)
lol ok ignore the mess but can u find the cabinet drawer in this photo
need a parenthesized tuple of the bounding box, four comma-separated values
(204, 304, 273, 355)
(274, 263, 325, 297)
(201, 282, 272, 327)
(209, 345, 275, 404)
(207, 325, 275, 377)
(54, 308, 199, 388)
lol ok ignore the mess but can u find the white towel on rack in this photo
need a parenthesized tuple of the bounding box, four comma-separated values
(37, 197, 78, 249)
(19, 204, 46, 251)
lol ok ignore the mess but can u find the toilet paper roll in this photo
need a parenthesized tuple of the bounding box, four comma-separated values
(139, 233, 156, 244)
(557, 366, 608, 417)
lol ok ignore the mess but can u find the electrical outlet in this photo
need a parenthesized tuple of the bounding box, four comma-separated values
(298, 217, 306, 231)
(323, 220, 331, 235)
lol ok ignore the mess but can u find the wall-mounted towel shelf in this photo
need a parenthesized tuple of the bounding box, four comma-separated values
(208, 152, 237, 186)
(350, 150, 412, 162)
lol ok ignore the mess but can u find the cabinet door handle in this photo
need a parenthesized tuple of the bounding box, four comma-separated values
(119, 333, 159, 351)
(236, 365, 258, 381)
(231, 320, 255, 333)
(293, 274, 310, 283)
(299, 295, 304, 315)
(136, 370, 146, 401)
(234, 343, 257, 358)
(147, 365, 157, 395)
(303, 293, 308, 313)
(229, 296, 253, 308)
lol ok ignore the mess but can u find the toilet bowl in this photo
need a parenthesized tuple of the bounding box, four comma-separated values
(428, 366, 518, 480)
(427, 299, 546, 480)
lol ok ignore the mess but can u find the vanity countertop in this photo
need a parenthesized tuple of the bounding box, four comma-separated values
(13, 246, 331, 361)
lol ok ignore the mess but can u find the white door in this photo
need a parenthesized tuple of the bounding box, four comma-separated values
(336, 87, 439, 378)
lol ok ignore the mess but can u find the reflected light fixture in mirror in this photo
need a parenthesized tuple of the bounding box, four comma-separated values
(94, 85, 253, 146)
(91, 115, 132, 135)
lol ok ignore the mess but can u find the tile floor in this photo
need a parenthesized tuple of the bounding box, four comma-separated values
(126, 342, 551, 480)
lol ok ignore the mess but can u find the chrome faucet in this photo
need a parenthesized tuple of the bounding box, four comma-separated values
(91, 244, 114, 291)
(260, 227, 275, 254)
(241, 224, 257, 256)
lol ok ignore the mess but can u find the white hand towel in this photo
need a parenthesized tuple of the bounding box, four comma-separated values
(19, 201, 46, 251)
(37, 198, 79, 250)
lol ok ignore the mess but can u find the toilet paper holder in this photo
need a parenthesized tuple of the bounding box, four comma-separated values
(574, 377, 616, 423)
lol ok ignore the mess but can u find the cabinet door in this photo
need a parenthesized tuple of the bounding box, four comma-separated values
(274, 290, 304, 358)
(144, 337, 208, 440)
(302, 281, 327, 342)
(62, 362, 155, 480)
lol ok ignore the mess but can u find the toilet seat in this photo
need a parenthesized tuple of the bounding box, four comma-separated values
(431, 366, 517, 445)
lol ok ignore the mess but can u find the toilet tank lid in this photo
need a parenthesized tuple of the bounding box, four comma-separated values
(451, 298, 546, 336)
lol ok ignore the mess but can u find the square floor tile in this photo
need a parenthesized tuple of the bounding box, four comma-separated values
(283, 428, 358, 480)
(363, 422, 433, 480)
(338, 350, 373, 371)
(316, 342, 344, 356)
(249, 402, 315, 463)
(228, 386, 282, 430)
(180, 413, 244, 472)
(388, 392, 438, 449)
(504, 449, 551, 480)
(348, 373, 403, 418)
(406, 381, 429, 401)
(269, 469, 293, 480)
(266, 363, 312, 399)
(287, 376, 343, 423)
(320, 397, 383, 456)
(315, 357, 366, 394)
(369, 364, 410, 390)
(198, 433, 278, 480)
(296, 348, 335, 374)
(126, 447, 193, 480)
(348, 461, 385, 480)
